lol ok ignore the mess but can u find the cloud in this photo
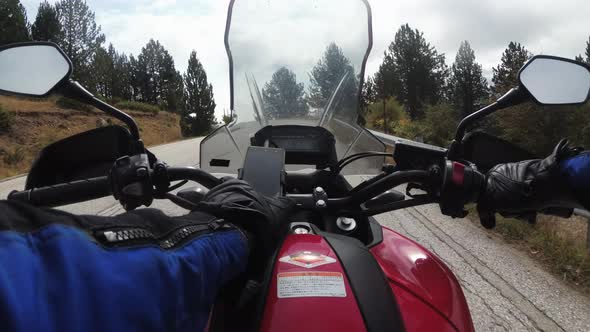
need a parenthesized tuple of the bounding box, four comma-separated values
(367, 0, 589, 80)
(21, 0, 590, 120)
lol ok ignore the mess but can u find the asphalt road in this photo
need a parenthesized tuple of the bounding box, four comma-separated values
(2, 137, 590, 331)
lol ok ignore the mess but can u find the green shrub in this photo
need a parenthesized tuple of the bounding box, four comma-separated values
(110, 96, 124, 105)
(56, 97, 93, 112)
(0, 106, 14, 133)
(3, 147, 24, 166)
(366, 97, 406, 133)
(419, 103, 459, 147)
(115, 101, 160, 114)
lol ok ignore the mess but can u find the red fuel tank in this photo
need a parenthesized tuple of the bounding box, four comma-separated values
(260, 231, 469, 331)
(260, 234, 365, 332)
(371, 226, 475, 332)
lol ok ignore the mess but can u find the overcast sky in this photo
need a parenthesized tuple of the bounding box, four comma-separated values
(21, 0, 590, 119)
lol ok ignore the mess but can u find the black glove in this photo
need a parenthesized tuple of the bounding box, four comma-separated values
(197, 179, 295, 258)
(477, 139, 581, 229)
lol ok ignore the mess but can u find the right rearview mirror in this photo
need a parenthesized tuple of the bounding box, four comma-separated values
(519, 55, 590, 105)
(0, 42, 72, 97)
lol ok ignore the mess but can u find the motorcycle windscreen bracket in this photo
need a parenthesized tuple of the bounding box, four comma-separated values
(238, 146, 285, 197)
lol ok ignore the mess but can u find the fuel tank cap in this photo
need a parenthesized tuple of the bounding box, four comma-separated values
(290, 222, 314, 235)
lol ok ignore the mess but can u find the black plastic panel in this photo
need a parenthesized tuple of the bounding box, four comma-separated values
(239, 146, 285, 197)
(322, 233, 404, 332)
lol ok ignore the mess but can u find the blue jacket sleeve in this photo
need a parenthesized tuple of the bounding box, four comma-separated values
(560, 152, 590, 209)
(0, 202, 249, 332)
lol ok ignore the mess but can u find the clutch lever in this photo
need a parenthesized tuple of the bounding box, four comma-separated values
(406, 182, 428, 198)
(364, 190, 406, 209)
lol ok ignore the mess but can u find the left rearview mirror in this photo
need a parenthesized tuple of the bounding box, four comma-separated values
(0, 42, 72, 97)
(519, 55, 590, 105)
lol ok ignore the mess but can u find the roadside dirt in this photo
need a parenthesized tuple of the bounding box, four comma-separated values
(0, 95, 182, 178)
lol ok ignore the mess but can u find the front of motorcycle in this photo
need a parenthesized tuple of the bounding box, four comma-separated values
(1, 0, 590, 331)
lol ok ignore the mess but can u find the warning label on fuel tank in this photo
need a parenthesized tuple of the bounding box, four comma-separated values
(277, 271, 346, 298)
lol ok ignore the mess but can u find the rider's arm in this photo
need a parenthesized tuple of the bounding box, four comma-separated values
(559, 151, 590, 209)
(0, 200, 249, 332)
(477, 139, 590, 227)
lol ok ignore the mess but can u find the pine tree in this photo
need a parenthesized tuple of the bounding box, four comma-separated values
(448, 41, 489, 118)
(383, 24, 448, 119)
(360, 76, 376, 117)
(262, 67, 307, 120)
(91, 45, 114, 97)
(128, 55, 141, 101)
(586, 36, 590, 64)
(55, 0, 105, 85)
(108, 45, 133, 101)
(373, 53, 397, 100)
(308, 43, 356, 109)
(0, 0, 30, 46)
(112, 52, 133, 101)
(31, 1, 61, 42)
(181, 51, 216, 136)
(159, 53, 183, 112)
(135, 39, 182, 111)
(492, 42, 532, 95)
(373, 53, 398, 132)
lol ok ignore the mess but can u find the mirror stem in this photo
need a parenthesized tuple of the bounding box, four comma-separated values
(62, 80, 141, 141)
(448, 87, 527, 160)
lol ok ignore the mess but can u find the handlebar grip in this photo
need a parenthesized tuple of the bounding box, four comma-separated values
(8, 176, 111, 208)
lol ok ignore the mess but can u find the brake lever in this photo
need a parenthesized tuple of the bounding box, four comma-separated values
(406, 182, 427, 198)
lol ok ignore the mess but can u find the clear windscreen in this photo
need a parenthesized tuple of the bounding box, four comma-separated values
(200, 0, 385, 174)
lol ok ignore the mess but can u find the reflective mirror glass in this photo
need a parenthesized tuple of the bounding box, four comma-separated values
(0, 44, 71, 96)
(519, 57, 590, 105)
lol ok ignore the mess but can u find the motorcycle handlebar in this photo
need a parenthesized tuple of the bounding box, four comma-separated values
(328, 170, 431, 208)
(8, 176, 111, 208)
(4, 164, 579, 220)
(287, 170, 433, 212)
(7, 167, 222, 208)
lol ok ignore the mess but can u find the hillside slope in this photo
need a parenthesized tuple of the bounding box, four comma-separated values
(0, 95, 182, 178)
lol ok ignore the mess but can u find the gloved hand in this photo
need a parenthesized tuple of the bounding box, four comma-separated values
(197, 179, 295, 258)
(477, 139, 581, 229)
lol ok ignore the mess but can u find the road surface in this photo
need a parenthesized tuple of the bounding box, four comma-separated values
(2, 137, 590, 331)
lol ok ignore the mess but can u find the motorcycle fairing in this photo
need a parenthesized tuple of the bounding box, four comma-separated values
(371, 227, 475, 332)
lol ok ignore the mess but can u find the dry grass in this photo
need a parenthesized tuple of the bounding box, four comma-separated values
(0, 95, 182, 178)
(467, 205, 590, 292)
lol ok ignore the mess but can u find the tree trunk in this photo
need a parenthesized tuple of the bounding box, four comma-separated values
(383, 99, 387, 134)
